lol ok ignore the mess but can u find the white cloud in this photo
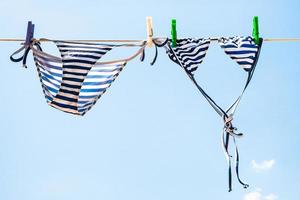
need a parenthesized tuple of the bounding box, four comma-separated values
(265, 194, 278, 200)
(251, 159, 275, 172)
(243, 190, 278, 200)
(244, 190, 262, 200)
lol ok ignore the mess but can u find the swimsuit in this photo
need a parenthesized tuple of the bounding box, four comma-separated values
(11, 40, 146, 115)
(155, 36, 263, 191)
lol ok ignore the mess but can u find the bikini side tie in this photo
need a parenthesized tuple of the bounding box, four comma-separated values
(140, 38, 168, 65)
(10, 40, 42, 68)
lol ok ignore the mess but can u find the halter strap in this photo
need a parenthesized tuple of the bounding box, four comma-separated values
(159, 37, 263, 191)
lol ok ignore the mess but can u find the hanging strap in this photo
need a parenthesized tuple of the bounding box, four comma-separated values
(226, 38, 263, 116)
(166, 41, 226, 117)
(222, 116, 248, 191)
(221, 38, 262, 191)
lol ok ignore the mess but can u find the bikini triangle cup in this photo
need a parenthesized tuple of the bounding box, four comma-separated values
(153, 36, 263, 191)
(10, 40, 147, 115)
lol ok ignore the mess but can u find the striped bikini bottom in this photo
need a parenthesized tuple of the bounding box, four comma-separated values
(14, 40, 146, 115)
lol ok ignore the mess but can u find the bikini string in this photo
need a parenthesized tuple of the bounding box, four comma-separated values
(10, 41, 42, 68)
(182, 61, 248, 192)
(220, 38, 263, 191)
(166, 42, 244, 191)
(222, 116, 248, 192)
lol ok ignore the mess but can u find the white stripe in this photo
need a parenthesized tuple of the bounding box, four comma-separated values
(60, 86, 80, 93)
(40, 68, 62, 82)
(35, 56, 62, 69)
(226, 53, 256, 58)
(63, 68, 89, 74)
(78, 97, 98, 103)
(63, 73, 85, 80)
(79, 91, 104, 96)
(233, 58, 254, 63)
(240, 64, 252, 69)
(40, 73, 61, 86)
(175, 42, 210, 52)
(52, 98, 78, 107)
(84, 77, 114, 83)
(62, 80, 82, 86)
(42, 79, 60, 91)
(86, 71, 119, 76)
(177, 47, 208, 62)
(222, 47, 258, 52)
(57, 92, 79, 100)
(81, 85, 106, 89)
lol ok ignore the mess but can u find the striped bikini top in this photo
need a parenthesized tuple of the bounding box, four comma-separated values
(154, 36, 263, 192)
(11, 40, 147, 115)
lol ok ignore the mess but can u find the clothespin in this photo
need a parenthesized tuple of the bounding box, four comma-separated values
(252, 16, 259, 45)
(146, 16, 153, 47)
(171, 19, 177, 47)
(9, 21, 35, 68)
(25, 21, 35, 46)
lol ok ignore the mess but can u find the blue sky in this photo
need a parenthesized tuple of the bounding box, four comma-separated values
(0, 0, 300, 200)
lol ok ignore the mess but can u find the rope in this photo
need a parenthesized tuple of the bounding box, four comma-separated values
(1, 37, 300, 42)
(0, 38, 145, 43)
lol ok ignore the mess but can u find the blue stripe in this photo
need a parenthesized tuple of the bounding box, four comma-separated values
(86, 74, 114, 79)
(80, 88, 105, 93)
(82, 79, 114, 86)
(40, 71, 61, 83)
(40, 76, 60, 89)
(78, 95, 98, 99)
(45, 85, 59, 94)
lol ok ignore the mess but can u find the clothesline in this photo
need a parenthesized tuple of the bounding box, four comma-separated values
(0, 38, 300, 43)
(0, 38, 145, 43)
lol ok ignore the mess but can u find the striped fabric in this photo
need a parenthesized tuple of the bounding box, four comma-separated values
(219, 36, 260, 72)
(165, 38, 210, 75)
(32, 41, 126, 115)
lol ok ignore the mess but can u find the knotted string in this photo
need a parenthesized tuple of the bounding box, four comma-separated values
(139, 38, 168, 65)
(10, 40, 42, 68)
(222, 116, 248, 192)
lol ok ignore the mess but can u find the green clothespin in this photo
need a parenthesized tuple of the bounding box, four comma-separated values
(171, 19, 177, 47)
(252, 16, 259, 45)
